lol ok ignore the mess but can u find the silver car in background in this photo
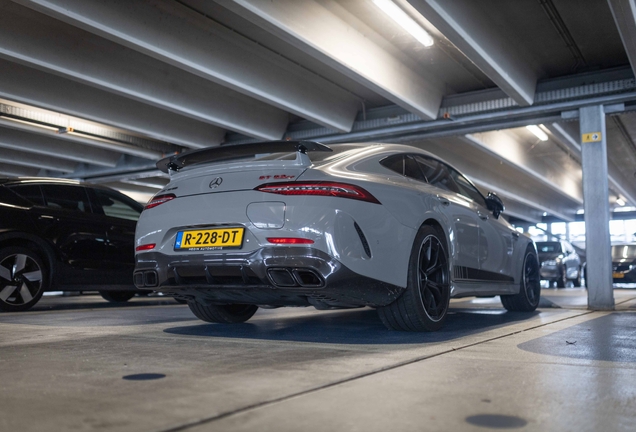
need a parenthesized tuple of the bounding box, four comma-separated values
(134, 142, 540, 331)
(536, 240, 582, 287)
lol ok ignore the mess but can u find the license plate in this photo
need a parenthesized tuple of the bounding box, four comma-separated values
(613, 272, 624, 279)
(175, 227, 244, 251)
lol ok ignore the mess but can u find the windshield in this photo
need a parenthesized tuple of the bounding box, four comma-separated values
(611, 245, 636, 260)
(536, 242, 562, 253)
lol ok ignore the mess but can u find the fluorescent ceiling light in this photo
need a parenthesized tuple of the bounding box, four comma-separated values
(373, 0, 434, 47)
(526, 125, 548, 141)
(616, 197, 626, 206)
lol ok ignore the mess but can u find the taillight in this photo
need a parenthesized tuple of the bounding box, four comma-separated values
(267, 238, 314, 244)
(136, 243, 156, 252)
(144, 193, 175, 210)
(255, 181, 380, 204)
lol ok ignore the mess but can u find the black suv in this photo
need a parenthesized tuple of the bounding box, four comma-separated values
(0, 177, 143, 311)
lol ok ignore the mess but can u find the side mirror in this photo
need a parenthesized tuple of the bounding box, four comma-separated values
(485, 192, 505, 219)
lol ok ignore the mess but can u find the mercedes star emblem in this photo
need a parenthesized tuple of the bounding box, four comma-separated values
(209, 177, 223, 189)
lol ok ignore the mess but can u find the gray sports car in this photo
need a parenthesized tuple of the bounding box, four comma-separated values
(134, 141, 540, 331)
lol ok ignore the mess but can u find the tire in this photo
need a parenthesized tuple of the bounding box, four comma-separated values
(556, 266, 566, 288)
(0, 247, 47, 312)
(377, 225, 451, 332)
(571, 267, 582, 287)
(188, 302, 258, 323)
(501, 247, 541, 312)
(100, 290, 136, 302)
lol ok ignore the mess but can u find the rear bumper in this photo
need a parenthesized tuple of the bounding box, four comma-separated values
(539, 266, 560, 280)
(613, 269, 636, 283)
(134, 247, 403, 308)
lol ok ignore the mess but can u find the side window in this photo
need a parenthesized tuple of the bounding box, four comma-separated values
(414, 156, 459, 194)
(379, 154, 404, 176)
(404, 155, 427, 182)
(41, 185, 91, 213)
(447, 167, 488, 208)
(92, 189, 142, 221)
(7, 184, 45, 206)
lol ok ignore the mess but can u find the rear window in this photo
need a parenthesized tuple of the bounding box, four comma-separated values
(0, 186, 34, 208)
(92, 188, 142, 221)
(6, 184, 45, 206)
(41, 185, 91, 213)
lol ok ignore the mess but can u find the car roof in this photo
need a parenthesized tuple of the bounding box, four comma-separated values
(0, 176, 81, 186)
(0, 177, 135, 197)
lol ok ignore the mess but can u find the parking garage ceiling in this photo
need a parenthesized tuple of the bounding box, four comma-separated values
(2, 0, 636, 222)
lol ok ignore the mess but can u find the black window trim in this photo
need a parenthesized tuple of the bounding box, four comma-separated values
(379, 152, 489, 209)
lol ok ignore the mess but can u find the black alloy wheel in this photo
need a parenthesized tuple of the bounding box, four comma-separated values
(501, 247, 541, 312)
(416, 233, 450, 321)
(0, 247, 47, 312)
(378, 225, 451, 331)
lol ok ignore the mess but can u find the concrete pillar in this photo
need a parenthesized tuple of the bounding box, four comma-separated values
(579, 105, 614, 310)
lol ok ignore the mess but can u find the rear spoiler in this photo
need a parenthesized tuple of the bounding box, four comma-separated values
(157, 140, 332, 173)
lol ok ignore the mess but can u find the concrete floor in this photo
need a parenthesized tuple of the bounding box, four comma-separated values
(0, 288, 635, 432)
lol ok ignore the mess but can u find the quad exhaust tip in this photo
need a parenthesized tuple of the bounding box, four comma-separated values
(267, 267, 324, 288)
(134, 270, 158, 288)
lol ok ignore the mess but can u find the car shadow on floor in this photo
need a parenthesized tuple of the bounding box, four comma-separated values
(163, 307, 540, 345)
(25, 295, 181, 312)
(0, 296, 196, 326)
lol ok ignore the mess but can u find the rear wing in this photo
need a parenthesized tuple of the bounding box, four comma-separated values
(157, 141, 332, 173)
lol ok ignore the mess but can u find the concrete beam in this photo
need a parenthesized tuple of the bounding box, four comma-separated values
(120, 178, 168, 189)
(14, 0, 359, 132)
(101, 182, 160, 196)
(0, 162, 40, 177)
(405, 0, 538, 106)
(462, 131, 584, 205)
(608, 0, 636, 79)
(0, 58, 224, 148)
(491, 198, 544, 224)
(0, 147, 77, 172)
(0, 118, 165, 160)
(408, 136, 580, 221)
(216, 0, 444, 119)
(545, 121, 636, 206)
(0, 125, 120, 167)
(0, 2, 287, 141)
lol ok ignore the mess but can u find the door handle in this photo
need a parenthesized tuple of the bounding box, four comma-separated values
(38, 215, 58, 222)
(511, 231, 520, 239)
(436, 195, 450, 206)
(477, 212, 489, 220)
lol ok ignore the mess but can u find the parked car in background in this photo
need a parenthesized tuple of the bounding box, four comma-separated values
(0, 177, 143, 312)
(612, 244, 636, 283)
(134, 141, 541, 332)
(536, 240, 582, 287)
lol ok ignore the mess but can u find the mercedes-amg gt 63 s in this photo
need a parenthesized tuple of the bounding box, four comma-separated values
(134, 142, 541, 331)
